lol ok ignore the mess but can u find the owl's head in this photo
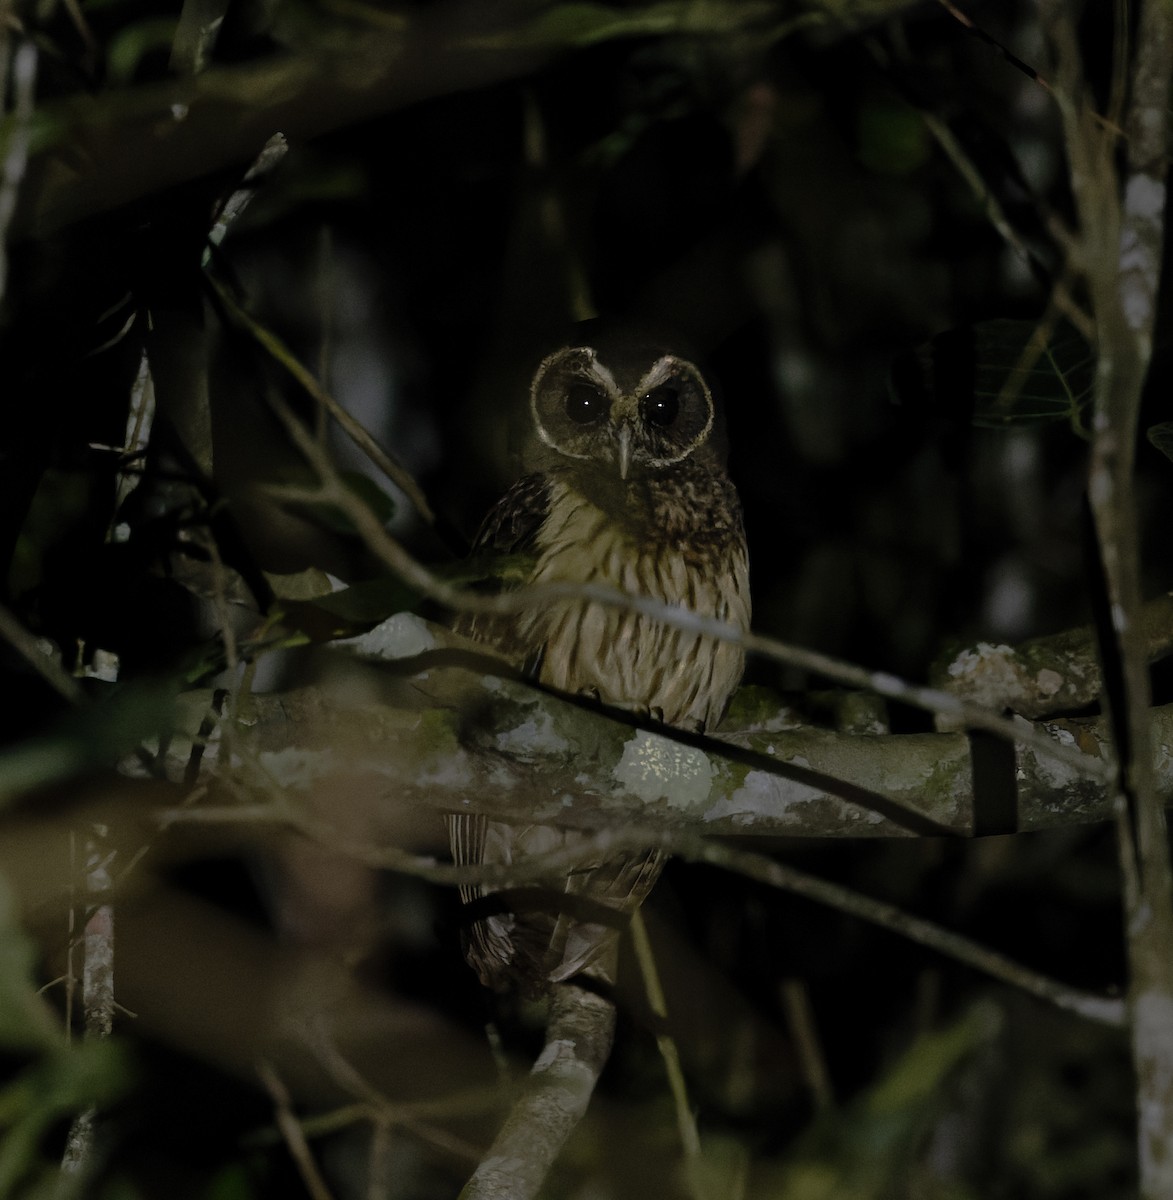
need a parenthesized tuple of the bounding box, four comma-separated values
(528, 342, 722, 480)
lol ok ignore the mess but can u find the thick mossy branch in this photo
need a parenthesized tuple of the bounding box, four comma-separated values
(935, 592, 1173, 721)
(233, 616, 1141, 843)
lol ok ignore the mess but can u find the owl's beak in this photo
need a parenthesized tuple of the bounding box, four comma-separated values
(616, 425, 633, 480)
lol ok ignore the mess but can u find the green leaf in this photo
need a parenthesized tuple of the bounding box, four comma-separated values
(295, 577, 422, 628)
(971, 320, 1095, 427)
(263, 567, 337, 601)
(338, 471, 396, 526)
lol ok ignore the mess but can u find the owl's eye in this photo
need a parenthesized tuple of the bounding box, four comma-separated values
(641, 386, 680, 429)
(564, 383, 608, 424)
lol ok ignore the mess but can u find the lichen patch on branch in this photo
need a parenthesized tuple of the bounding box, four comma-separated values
(612, 730, 714, 808)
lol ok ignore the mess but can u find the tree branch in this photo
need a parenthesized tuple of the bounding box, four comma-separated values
(220, 616, 1126, 843)
(459, 972, 616, 1200)
(934, 591, 1173, 721)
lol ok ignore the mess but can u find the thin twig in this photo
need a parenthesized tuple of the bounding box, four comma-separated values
(630, 911, 706, 1195)
(0, 39, 35, 306)
(0, 602, 84, 704)
(257, 1060, 339, 1200)
(779, 979, 835, 1112)
(158, 795, 1125, 1028)
(934, 0, 1126, 141)
(203, 133, 289, 263)
(209, 274, 440, 530)
(302, 1019, 483, 1165)
(685, 837, 1126, 1028)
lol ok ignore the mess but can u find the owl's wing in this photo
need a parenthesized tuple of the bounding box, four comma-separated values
(449, 474, 553, 989)
(453, 472, 550, 660)
(470, 471, 551, 556)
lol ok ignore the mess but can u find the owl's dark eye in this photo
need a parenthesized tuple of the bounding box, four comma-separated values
(564, 383, 608, 425)
(641, 386, 680, 429)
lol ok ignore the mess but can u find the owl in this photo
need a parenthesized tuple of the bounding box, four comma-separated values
(448, 334, 751, 991)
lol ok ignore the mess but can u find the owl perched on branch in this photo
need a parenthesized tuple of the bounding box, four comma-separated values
(448, 333, 751, 992)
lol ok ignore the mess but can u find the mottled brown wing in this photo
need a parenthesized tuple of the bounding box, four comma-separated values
(449, 472, 554, 989)
(448, 471, 666, 990)
(452, 472, 550, 657)
(470, 472, 552, 556)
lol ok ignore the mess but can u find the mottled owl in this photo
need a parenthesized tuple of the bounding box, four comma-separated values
(448, 332, 751, 991)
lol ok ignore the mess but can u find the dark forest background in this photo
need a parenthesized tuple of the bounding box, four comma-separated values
(1, 0, 1169, 1197)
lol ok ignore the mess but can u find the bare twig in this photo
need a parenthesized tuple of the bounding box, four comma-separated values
(630, 911, 706, 1194)
(935, 0, 1125, 141)
(0, 602, 84, 704)
(780, 979, 835, 1112)
(684, 836, 1125, 1028)
(301, 1019, 484, 1165)
(210, 276, 440, 530)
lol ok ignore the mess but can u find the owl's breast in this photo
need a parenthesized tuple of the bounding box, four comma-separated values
(523, 478, 750, 731)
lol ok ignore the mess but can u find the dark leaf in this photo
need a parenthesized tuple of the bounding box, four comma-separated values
(1146, 422, 1173, 465)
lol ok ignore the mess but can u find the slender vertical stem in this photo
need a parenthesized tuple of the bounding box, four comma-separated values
(1041, 2, 1173, 1193)
(60, 826, 116, 1181)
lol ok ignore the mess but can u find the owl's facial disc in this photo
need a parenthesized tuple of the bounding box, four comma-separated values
(624, 356, 715, 473)
(531, 347, 715, 478)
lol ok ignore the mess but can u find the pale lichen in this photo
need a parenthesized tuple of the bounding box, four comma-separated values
(495, 713, 570, 756)
(259, 747, 337, 789)
(341, 611, 437, 661)
(704, 767, 826, 827)
(1035, 668, 1063, 697)
(612, 730, 714, 809)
